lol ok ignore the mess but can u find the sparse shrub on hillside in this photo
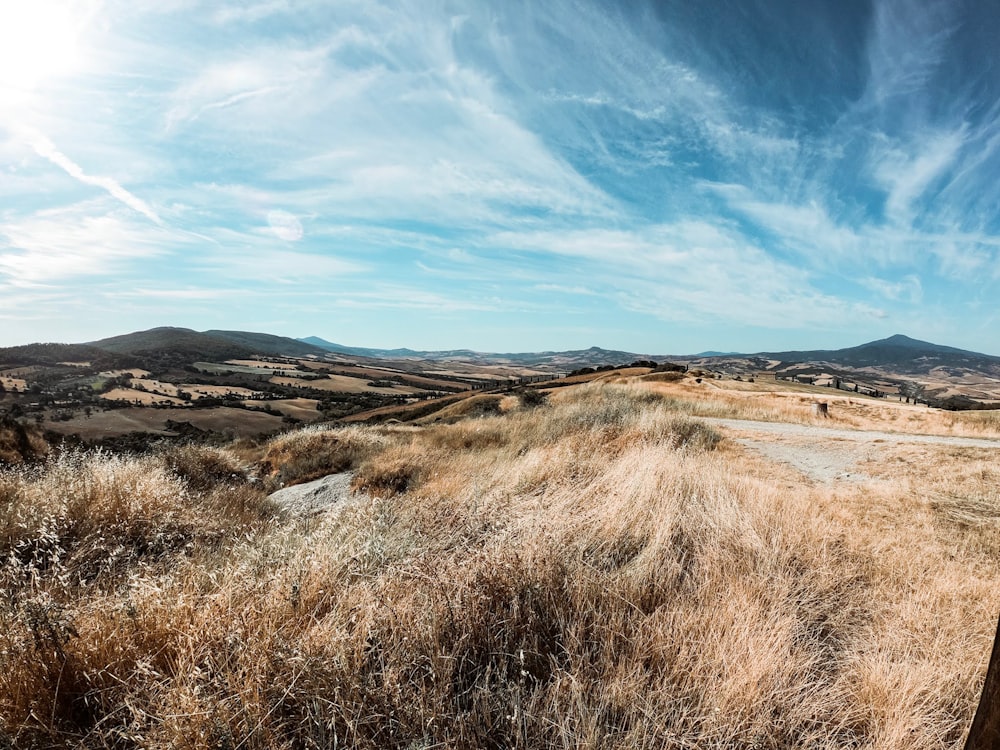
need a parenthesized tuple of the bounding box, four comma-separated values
(653, 362, 686, 373)
(517, 387, 548, 408)
(642, 370, 685, 383)
(1, 379, 996, 748)
(257, 425, 388, 489)
(164, 444, 248, 491)
(0, 417, 49, 465)
(351, 445, 422, 497)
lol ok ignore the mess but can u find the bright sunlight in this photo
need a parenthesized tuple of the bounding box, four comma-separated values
(0, 1, 88, 101)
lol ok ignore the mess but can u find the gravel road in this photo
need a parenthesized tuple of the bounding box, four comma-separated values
(705, 418, 1000, 484)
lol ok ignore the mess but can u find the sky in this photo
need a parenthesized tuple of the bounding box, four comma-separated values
(2, 0, 1000, 355)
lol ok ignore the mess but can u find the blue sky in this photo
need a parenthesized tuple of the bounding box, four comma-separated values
(2, 0, 1000, 355)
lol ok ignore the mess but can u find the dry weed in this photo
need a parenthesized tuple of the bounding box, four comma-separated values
(1, 381, 997, 748)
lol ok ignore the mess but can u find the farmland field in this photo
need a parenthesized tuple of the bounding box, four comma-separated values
(44, 405, 286, 437)
(270, 374, 423, 395)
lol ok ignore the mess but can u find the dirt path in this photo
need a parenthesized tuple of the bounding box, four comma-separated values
(705, 418, 1000, 484)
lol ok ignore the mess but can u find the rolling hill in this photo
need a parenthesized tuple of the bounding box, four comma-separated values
(300, 337, 649, 369)
(758, 334, 1000, 375)
(204, 330, 328, 358)
(87, 327, 327, 364)
(0, 342, 126, 368)
(89, 327, 256, 360)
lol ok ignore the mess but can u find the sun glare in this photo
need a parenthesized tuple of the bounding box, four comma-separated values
(0, 1, 88, 101)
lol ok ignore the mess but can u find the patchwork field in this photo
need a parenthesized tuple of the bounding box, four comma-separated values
(224, 359, 301, 370)
(43, 405, 286, 438)
(98, 368, 151, 378)
(0, 376, 27, 392)
(98, 388, 186, 406)
(244, 397, 321, 421)
(270, 374, 423, 395)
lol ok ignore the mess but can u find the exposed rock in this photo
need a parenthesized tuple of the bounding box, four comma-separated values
(267, 471, 357, 517)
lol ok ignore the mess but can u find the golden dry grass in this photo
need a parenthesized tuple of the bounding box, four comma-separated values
(183, 383, 262, 399)
(0, 376, 27, 391)
(245, 397, 321, 421)
(99, 387, 186, 406)
(1, 381, 999, 748)
(632, 375, 1000, 439)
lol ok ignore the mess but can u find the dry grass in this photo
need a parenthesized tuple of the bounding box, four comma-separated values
(1, 381, 998, 748)
(99, 387, 186, 406)
(631, 376, 1000, 439)
(0, 376, 27, 391)
(254, 424, 391, 491)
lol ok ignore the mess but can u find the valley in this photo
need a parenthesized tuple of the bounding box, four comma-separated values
(2, 327, 1000, 454)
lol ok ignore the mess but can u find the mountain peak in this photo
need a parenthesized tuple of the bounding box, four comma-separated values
(878, 334, 925, 347)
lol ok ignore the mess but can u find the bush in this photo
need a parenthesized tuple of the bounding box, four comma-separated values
(164, 445, 248, 492)
(518, 388, 548, 408)
(352, 450, 421, 497)
(257, 426, 388, 489)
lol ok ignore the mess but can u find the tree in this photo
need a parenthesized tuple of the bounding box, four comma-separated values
(899, 380, 925, 405)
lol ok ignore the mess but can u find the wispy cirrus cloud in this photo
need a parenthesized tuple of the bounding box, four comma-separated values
(0, 204, 169, 286)
(25, 131, 163, 225)
(3, 0, 1000, 353)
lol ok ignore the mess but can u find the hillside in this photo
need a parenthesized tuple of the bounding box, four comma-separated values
(0, 342, 127, 368)
(204, 330, 328, 358)
(301, 337, 650, 369)
(759, 334, 1000, 375)
(0, 417, 49, 464)
(304, 333, 1000, 378)
(89, 327, 257, 361)
(3, 375, 999, 747)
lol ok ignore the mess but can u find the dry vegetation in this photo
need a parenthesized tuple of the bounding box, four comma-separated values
(636, 374, 1000, 438)
(2, 381, 999, 748)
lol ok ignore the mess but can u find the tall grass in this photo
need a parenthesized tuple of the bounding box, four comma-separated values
(0, 382, 996, 748)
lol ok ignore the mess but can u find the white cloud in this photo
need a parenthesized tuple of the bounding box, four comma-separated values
(0, 206, 167, 285)
(872, 127, 966, 226)
(196, 244, 364, 282)
(164, 53, 321, 132)
(321, 286, 507, 314)
(860, 274, 923, 303)
(864, 0, 958, 105)
(25, 129, 162, 225)
(266, 210, 304, 241)
(484, 221, 886, 330)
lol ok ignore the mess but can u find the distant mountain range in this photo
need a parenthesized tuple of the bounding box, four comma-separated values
(302, 332, 1000, 376)
(298, 336, 645, 367)
(753, 334, 1000, 374)
(2, 329, 999, 389)
(0, 328, 329, 369)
